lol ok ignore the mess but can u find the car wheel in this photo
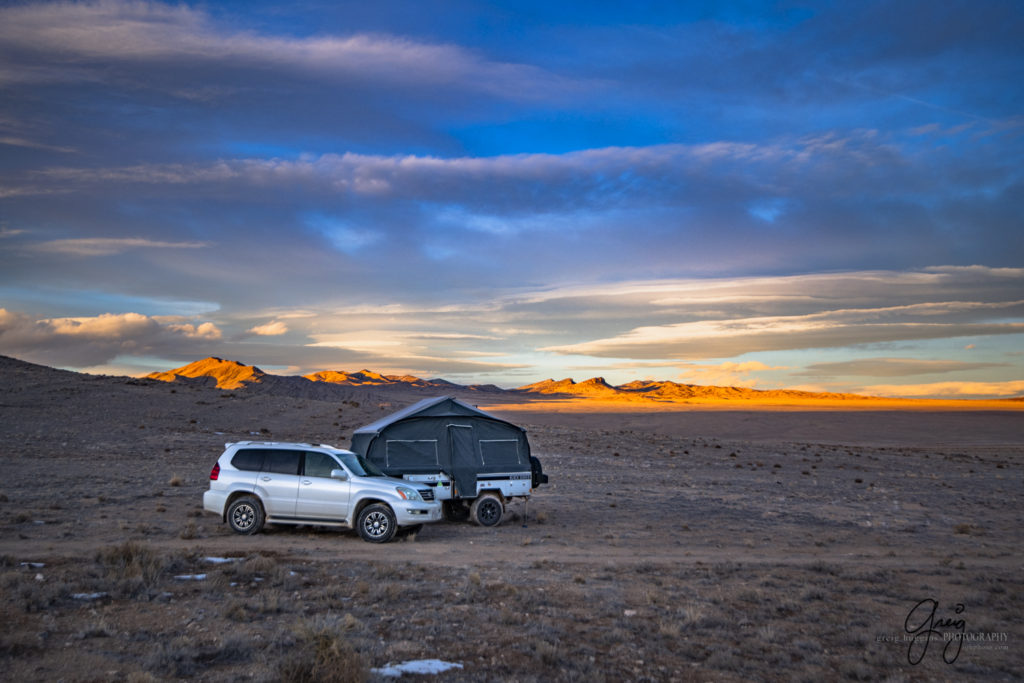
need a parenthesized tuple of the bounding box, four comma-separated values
(470, 493, 503, 527)
(357, 503, 397, 543)
(442, 500, 471, 522)
(227, 496, 264, 535)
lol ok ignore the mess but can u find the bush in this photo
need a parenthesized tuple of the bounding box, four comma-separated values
(278, 619, 368, 683)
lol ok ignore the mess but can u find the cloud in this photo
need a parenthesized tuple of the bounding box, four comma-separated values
(0, 0, 574, 100)
(677, 360, 787, 388)
(0, 308, 222, 366)
(862, 380, 1024, 399)
(247, 321, 289, 336)
(28, 237, 211, 256)
(541, 303, 1024, 360)
(799, 358, 1006, 377)
(529, 268, 1024, 360)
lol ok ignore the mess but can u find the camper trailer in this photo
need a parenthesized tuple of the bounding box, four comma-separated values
(349, 396, 547, 526)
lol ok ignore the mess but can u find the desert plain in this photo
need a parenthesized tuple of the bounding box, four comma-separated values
(1, 354, 1022, 681)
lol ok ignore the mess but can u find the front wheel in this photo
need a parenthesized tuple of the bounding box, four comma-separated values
(357, 503, 397, 543)
(227, 496, 265, 535)
(470, 493, 503, 527)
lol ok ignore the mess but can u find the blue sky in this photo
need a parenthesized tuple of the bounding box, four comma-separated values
(1, 0, 1022, 397)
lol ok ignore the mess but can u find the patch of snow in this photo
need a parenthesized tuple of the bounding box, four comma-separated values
(174, 573, 208, 581)
(203, 556, 238, 564)
(72, 592, 108, 600)
(372, 659, 464, 678)
(20, 562, 45, 568)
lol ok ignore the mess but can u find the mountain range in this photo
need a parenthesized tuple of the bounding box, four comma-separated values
(145, 356, 874, 403)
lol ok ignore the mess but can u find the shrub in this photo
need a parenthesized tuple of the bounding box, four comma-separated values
(277, 619, 368, 683)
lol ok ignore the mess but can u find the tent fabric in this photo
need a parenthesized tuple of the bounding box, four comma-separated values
(349, 396, 531, 498)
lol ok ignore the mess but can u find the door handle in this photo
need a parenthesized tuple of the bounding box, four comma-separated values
(261, 476, 271, 481)
(301, 480, 312, 485)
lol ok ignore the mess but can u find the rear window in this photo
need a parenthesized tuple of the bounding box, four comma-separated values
(231, 449, 265, 472)
(264, 449, 301, 475)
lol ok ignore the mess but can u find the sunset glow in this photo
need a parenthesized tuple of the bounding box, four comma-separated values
(1, 1, 1021, 398)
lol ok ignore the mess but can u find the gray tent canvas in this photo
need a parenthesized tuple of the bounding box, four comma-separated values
(349, 396, 531, 498)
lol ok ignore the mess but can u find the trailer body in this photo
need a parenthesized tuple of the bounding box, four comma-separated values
(349, 396, 546, 525)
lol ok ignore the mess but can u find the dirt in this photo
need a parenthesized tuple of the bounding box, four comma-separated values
(1, 356, 1021, 681)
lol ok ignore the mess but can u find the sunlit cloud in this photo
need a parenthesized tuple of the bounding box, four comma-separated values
(678, 361, 788, 388)
(863, 380, 1024, 399)
(247, 321, 289, 336)
(541, 307, 1024, 360)
(0, 308, 222, 366)
(799, 358, 1006, 377)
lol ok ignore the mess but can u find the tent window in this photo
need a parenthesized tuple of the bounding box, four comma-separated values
(385, 440, 439, 468)
(479, 439, 521, 467)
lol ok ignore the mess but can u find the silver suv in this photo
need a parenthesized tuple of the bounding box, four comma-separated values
(203, 441, 442, 543)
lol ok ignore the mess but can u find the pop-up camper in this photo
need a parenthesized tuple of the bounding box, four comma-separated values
(349, 396, 547, 526)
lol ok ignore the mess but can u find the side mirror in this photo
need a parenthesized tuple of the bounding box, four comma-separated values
(330, 469, 349, 481)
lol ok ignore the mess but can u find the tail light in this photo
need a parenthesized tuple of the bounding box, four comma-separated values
(209, 463, 220, 480)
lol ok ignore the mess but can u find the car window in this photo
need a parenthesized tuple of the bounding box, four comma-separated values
(232, 449, 265, 472)
(304, 452, 340, 478)
(263, 449, 301, 475)
(337, 452, 385, 477)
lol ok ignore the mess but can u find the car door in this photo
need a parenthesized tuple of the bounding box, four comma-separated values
(256, 449, 301, 517)
(295, 452, 351, 521)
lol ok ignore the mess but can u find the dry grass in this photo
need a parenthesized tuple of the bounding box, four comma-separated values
(277, 618, 369, 683)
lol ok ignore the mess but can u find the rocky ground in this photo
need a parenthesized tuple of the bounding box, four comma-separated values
(1, 356, 1021, 681)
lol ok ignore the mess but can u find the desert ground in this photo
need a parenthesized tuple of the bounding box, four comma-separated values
(1, 355, 1021, 681)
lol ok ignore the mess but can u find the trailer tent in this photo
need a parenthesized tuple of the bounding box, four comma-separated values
(349, 396, 531, 498)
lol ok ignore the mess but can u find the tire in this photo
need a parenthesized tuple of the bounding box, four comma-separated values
(357, 503, 397, 543)
(442, 500, 471, 523)
(227, 495, 265, 535)
(470, 493, 503, 527)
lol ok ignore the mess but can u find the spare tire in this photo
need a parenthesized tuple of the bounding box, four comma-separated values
(530, 456, 549, 488)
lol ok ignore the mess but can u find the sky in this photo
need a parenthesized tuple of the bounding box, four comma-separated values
(1, 0, 1022, 398)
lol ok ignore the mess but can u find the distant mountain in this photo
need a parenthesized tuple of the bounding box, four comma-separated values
(516, 377, 872, 402)
(515, 377, 625, 399)
(147, 357, 266, 390)
(145, 357, 498, 399)
(304, 369, 459, 390)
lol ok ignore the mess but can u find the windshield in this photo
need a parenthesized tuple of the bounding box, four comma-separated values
(336, 452, 385, 477)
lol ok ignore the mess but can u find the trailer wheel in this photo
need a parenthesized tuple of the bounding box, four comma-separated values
(442, 500, 471, 522)
(470, 493, 503, 527)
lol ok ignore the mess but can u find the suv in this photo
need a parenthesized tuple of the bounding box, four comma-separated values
(203, 441, 442, 543)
